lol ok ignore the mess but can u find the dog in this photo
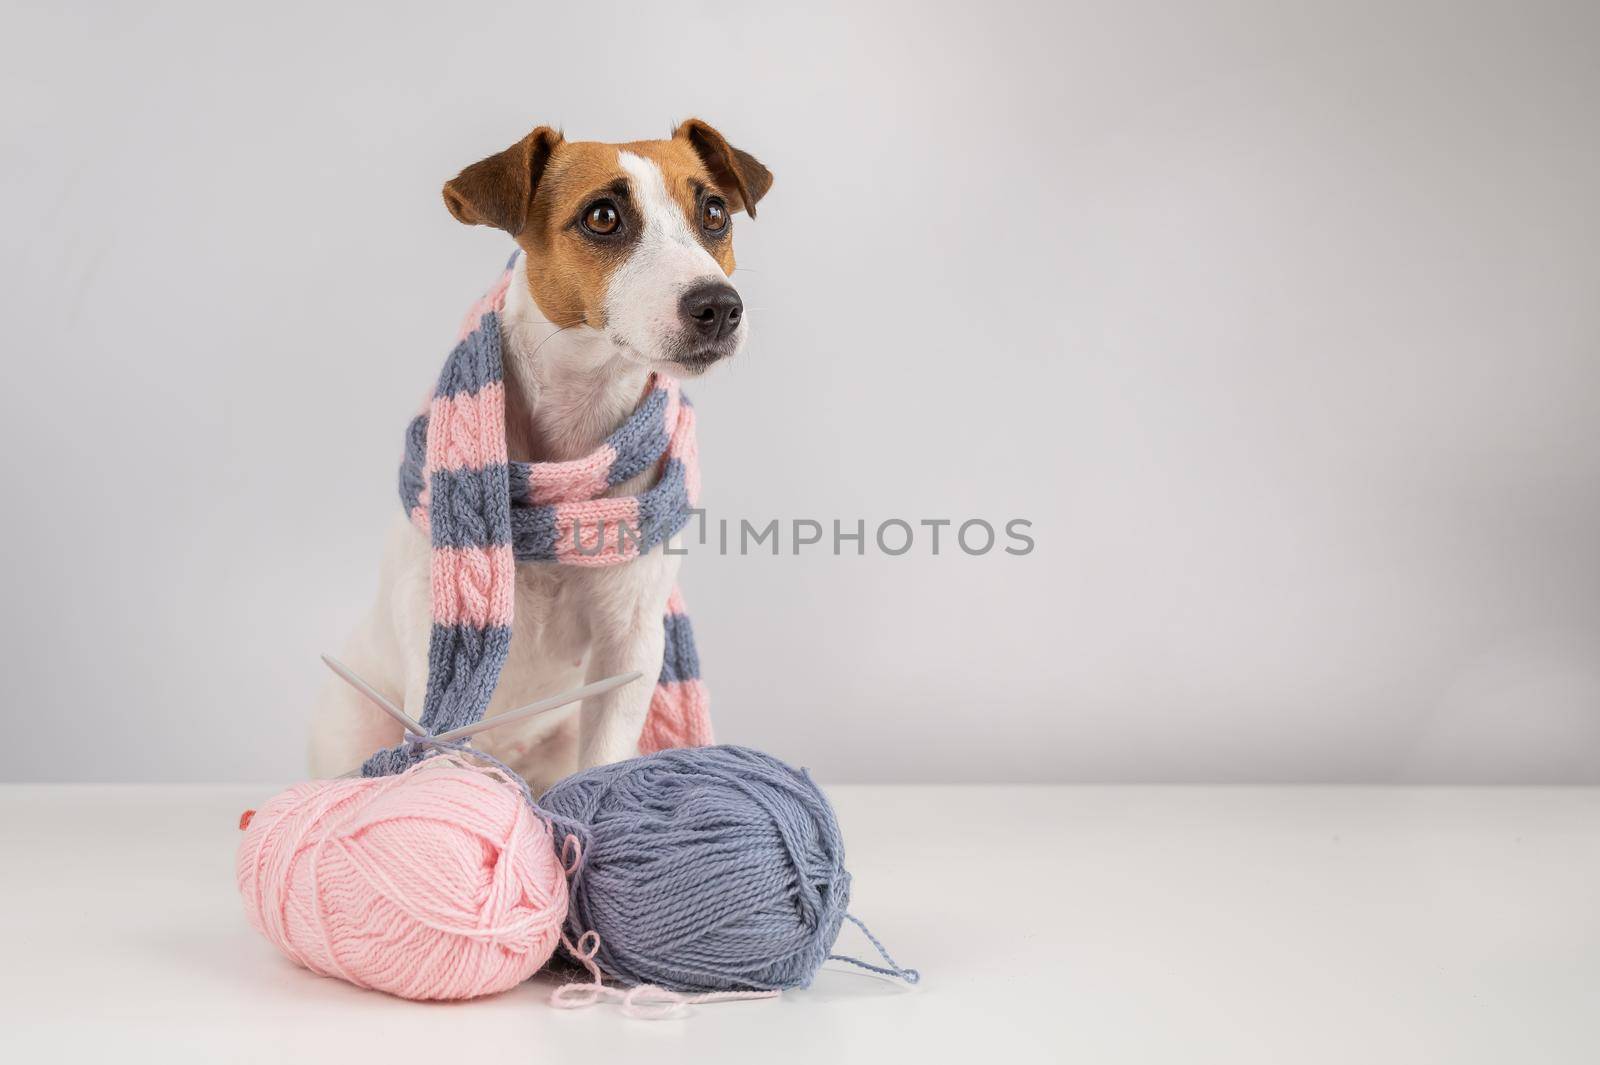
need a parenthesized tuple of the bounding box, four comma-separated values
(308, 119, 771, 791)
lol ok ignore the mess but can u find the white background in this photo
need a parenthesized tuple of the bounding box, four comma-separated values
(3, 1, 1597, 783)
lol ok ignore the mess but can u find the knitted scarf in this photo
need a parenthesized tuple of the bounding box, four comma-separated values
(361, 252, 712, 777)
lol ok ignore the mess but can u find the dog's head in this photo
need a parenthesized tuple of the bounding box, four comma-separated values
(442, 119, 772, 375)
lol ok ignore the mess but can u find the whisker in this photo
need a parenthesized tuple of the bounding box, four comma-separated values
(528, 320, 586, 360)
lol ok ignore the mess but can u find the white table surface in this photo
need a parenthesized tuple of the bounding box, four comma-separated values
(2, 784, 1597, 1063)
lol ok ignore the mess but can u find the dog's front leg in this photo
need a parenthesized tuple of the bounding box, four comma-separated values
(577, 612, 667, 769)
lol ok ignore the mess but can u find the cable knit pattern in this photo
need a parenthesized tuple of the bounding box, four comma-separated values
(365, 252, 711, 777)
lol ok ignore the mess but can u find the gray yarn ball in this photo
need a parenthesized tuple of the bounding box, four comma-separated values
(539, 744, 851, 992)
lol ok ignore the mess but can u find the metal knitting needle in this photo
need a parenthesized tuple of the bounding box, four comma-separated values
(431, 671, 643, 744)
(324, 657, 643, 776)
(321, 654, 426, 735)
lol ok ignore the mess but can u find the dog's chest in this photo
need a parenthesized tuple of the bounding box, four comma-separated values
(507, 564, 591, 665)
(503, 542, 679, 658)
(467, 545, 680, 783)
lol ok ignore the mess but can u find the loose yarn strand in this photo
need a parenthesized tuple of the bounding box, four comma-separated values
(550, 930, 778, 1020)
(827, 913, 922, 984)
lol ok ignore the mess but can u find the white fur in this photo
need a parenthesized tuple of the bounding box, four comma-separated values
(308, 217, 734, 788)
(604, 151, 744, 363)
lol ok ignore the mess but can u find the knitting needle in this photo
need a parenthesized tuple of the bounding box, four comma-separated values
(431, 671, 643, 744)
(320, 654, 425, 735)
(325, 659, 643, 776)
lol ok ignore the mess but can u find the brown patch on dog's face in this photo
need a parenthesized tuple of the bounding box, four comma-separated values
(441, 120, 772, 361)
(516, 141, 629, 328)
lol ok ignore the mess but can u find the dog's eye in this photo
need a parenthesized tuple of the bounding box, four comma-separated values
(582, 200, 621, 236)
(701, 198, 728, 234)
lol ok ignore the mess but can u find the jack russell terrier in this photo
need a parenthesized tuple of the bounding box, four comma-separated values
(308, 119, 771, 792)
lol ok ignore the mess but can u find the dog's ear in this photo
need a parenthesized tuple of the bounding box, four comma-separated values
(673, 118, 773, 217)
(442, 126, 564, 235)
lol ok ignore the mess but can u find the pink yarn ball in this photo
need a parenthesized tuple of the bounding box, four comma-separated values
(237, 759, 568, 1001)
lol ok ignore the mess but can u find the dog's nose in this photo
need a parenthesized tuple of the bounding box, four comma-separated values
(679, 282, 743, 341)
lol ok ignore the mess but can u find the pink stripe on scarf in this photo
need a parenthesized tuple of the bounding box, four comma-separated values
(639, 678, 713, 754)
(430, 543, 515, 627)
(524, 446, 617, 505)
(426, 382, 507, 473)
(670, 404, 702, 506)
